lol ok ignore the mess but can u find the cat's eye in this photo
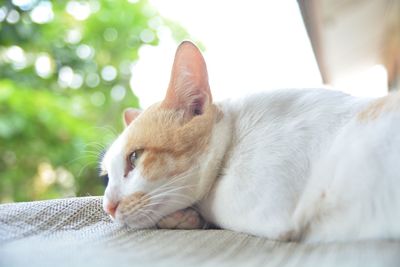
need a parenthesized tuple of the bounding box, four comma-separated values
(125, 149, 143, 177)
(129, 151, 138, 167)
(100, 173, 109, 187)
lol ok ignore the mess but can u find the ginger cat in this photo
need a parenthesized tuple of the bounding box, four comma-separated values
(101, 41, 400, 243)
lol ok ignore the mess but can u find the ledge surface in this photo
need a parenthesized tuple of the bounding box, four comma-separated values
(1, 197, 399, 267)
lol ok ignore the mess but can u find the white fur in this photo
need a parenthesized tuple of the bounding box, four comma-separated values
(292, 105, 400, 242)
(198, 88, 386, 241)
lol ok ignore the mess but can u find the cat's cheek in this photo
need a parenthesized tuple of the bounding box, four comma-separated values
(113, 189, 161, 228)
(122, 170, 153, 195)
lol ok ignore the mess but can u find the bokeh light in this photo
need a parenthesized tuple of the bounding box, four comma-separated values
(35, 53, 54, 78)
(30, 1, 54, 24)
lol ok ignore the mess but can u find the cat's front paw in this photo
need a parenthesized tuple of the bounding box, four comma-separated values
(157, 208, 205, 229)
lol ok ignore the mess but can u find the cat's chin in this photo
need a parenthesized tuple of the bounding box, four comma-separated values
(115, 204, 192, 229)
(112, 192, 194, 229)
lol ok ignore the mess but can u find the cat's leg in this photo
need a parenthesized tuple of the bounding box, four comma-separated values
(291, 185, 330, 242)
(253, 220, 299, 241)
(156, 207, 206, 229)
(291, 144, 343, 242)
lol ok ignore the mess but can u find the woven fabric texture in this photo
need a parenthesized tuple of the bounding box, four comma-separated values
(1, 196, 399, 267)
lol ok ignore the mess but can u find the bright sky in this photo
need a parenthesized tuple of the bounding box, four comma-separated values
(130, 0, 323, 108)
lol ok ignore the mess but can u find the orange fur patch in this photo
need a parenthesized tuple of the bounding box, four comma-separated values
(124, 103, 221, 181)
(357, 93, 400, 122)
(119, 191, 149, 216)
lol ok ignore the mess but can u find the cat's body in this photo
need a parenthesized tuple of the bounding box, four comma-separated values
(101, 41, 400, 243)
(196, 89, 370, 240)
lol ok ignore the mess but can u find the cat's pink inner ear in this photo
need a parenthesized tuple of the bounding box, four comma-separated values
(123, 108, 141, 127)
(162, 41, 212, 116)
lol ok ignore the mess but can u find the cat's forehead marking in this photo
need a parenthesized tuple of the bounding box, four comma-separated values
(123, 102, 220, 181)
(357, 93, 400, 122)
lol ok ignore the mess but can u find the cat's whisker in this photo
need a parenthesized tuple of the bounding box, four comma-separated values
(154, 170, 195, 188)
(65, 144, 110, 176)
(137, 210, 158, 227)
(148, 183, 197, 198)
(82, 141, 107, 154)
(92, 125, 118, 138)
(66, 146, 108, 166)
(142, 193, 197, 212)
(79, 153, 102, 161)
(143, 191, 195, 207)
(148, 179, 187, 196)
(149, 192, 196, 204)
(147, 180, 189, 198)
(122, 205, 154, 223)
(85, 142, 106, 151)
(140, 207, 164, 219)
(141, 201, 185, 215)
(82, 147, 105, 155)
(82, 150, 106, 160)
(76, 161, 97, 177)
(143, 197, 203, 220)
(141, 199, 185, 210)
(144, 211, 159, 226)
(65, 154, 98, 166)
(147, 185, 197, 203)
(148, 169, 200, 196)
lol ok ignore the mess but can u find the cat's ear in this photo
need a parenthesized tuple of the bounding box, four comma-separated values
(162, 41, 212, 118)
(123, 108, 141, 127)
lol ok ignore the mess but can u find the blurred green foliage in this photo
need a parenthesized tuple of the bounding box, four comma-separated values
(0, 0, 188, 203)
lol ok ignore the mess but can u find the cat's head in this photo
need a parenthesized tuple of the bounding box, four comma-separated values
(101, 41, 226, 228)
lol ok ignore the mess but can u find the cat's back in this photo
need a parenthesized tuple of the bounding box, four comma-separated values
(223, 88, 363, 120)
(220, 88, 368, 148)
(218, 89, 368, 178)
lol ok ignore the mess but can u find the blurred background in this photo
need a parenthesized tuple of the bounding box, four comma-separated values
(0, 0, 190, 202)
(0, 0, 399, 203)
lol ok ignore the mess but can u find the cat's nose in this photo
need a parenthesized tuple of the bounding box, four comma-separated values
(104, 201, 119, 219)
